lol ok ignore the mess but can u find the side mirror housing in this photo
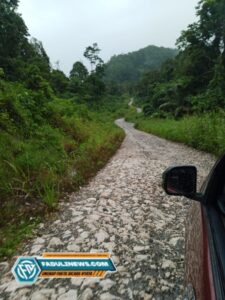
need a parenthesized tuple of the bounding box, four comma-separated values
(162, 166, 203, 202)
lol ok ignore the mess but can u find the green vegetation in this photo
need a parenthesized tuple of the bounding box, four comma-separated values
(104, 45, 178, 85)
(125, 0, 225, 158)
(0, 78, 125, 260)
(0, 0, 126, 260)
(126, 109, 225, 156)
(134, 0, 225, 118)
(2, 0, 224, 259)
(0, 219, 39, 260)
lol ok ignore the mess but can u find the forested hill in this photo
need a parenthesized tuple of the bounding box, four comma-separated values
(104, 45, 178, 83)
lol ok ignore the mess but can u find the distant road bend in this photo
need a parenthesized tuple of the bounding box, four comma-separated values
(128, 98, 142, 113)
(0, 119, 214, 300)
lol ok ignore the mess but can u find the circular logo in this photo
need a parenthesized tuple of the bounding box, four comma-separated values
(17, 260, 37, 280)
(12, 257, 41, 284)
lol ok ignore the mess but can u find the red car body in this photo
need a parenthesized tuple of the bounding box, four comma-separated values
(185, 202, 216, 300)
(163, 154, 225, 300)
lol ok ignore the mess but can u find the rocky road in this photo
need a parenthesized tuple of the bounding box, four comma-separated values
(0, 119, 215, 300)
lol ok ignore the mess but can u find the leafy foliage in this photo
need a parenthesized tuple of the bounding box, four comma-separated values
(84, 43, 104, 71)
(104, 45, 178, 84)
(68, 43, 106, 101)
(0, 78, 125, 260)
(127, 111, 225, 157)
(134, 0, 225, 117)
(0, 6, 125, 260)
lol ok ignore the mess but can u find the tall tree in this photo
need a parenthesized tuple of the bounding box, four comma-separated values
(50, 69, 69, 95)
(197, 0, 225, 63)
(70, 62, 88, 82)
(136, 0, 225, 115)
(0, 0, 29, 77)
(177, 0, 225, 71)
(68, 61, 88, 94)
(84, 43, 104, 72)
(27, 38, 51, 79)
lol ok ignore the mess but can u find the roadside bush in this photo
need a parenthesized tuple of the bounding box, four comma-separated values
(131, 112, 225, 157)
(0, 80, 125, 260)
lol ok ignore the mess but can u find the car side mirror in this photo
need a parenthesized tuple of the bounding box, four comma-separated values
(162, 166, 203, 202)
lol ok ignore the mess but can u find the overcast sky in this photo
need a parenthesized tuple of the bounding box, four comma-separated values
(18, 0, 199, 75)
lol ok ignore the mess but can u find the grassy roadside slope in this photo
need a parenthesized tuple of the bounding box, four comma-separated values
(126, 107, 225, 157)
(0, 80, 125, 260)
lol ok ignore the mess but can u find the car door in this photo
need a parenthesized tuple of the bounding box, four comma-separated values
(185, 153, 225, 300)
(185, 201, 215, 300)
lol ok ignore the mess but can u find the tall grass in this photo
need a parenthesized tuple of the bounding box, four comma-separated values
(127, 111, 225, 157)
(0, 80, 125, 260)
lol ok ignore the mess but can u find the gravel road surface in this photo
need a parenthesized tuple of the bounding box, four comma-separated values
(0, 119, 215, 300)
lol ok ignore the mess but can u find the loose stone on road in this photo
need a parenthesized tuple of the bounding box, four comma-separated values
(0, 119, 214, 300)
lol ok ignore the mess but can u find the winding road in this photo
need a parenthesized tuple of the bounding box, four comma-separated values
(0, 119, 215, 300)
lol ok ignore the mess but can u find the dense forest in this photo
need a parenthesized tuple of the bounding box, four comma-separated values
(0, 0, 127, 259)
(104, 45, 178, 84)
(133, 0, 225, 118)
(126, 0, 225, 156)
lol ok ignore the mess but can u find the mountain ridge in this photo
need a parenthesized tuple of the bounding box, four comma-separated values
(104, 45, 178, 83)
